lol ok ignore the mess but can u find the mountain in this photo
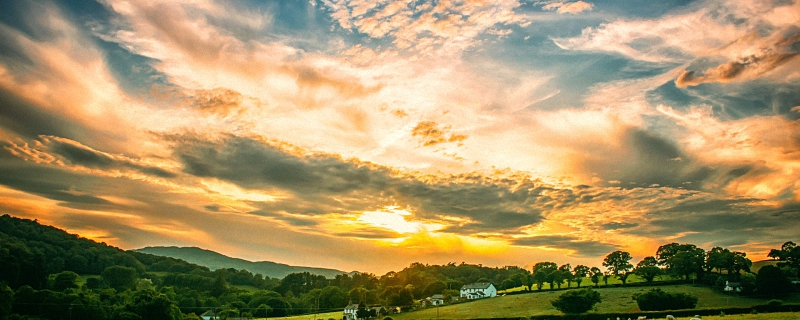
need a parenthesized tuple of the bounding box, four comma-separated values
(135, 246, 346, 279)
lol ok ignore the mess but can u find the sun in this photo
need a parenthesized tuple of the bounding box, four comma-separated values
(357, 206, 428, 234)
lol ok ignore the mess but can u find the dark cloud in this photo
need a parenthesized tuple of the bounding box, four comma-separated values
(0, 157, 113, 207)
(173, 135, 549, 232)
(248, 209, 319, 227)
(43, 137, 177, 178)
(511, 235, 618, 257)
(589, 129, 711, 189)
(600, 222, 639, 230)
(676, 32, 800, 88)
(0, 89, 86, 140)
(334, 228, 403, 240)
(627, 196, 800, 248)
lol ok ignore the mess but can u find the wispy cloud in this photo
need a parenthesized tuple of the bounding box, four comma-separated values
(540, 1, 594, 14)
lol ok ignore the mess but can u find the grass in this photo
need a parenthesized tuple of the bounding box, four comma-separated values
(390, 285, 799, 320)
(694, 312, 800, 320)
(262, 311, 343, 320)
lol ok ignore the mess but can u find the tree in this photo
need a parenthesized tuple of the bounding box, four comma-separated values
(634, 257, 662, 284)
(633, 288, 697, 311)
(603, 251, 633, 285)
(532, 262, 557, 290)
(767, 241, 800, 277)
(756, 265, 793, 297)
(102, 265, 138, 291)
(128, 289, 183, 320)
(657, 243, 706, 281)
(573, 265, 590, 288)
(589, 267, 602, 287)
(550, 289, 601, 314)
(51, 270, 80, 291)
(210, 275, 228, 297)
(422, 280, 447, 297)
(559, 264, 574, 288)
(0, 283, 11, 319)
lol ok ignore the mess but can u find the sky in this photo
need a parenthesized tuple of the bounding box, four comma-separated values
(1, 0, 799, 275)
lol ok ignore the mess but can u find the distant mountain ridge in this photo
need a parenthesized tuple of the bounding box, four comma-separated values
(135, 246, 346, 279)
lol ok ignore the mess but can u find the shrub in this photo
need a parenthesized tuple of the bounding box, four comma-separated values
(633, 288, 698, 311)
(767, 299, 783, 306)
(551, 289, 602, 314)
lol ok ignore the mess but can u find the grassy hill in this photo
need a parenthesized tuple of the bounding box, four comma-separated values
(135, 246, 346, 279)
(751, 260, 780, 274)
(391, 285, 800, 319)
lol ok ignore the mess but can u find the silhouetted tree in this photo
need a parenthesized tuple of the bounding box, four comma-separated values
(603, 251, 633, 285)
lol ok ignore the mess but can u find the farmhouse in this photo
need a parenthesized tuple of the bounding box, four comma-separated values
(460, 282, 497, 300)
(724, 281, 742, 293)
(425, 294, 445, 306)
(343, 303, 359, 320)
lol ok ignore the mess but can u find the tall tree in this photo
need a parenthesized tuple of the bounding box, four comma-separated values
(634, 257, 662, 284)
(573, 265, 590, 288)
(657, 243, 706, 281)
(603, 251, 633, 285)
(532, 262, 557, 290)
(102, 265, 138, 291)
(589, 267, 602, 287)
(559, 264, 574, 288)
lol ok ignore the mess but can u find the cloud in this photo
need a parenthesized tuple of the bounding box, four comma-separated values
(511, 235, 617, 257)
(675, 32, 800, 87)
(657, 105, 800, 200)
(3, 136, 177, 179)
(320, 0, 531, 54)
(541, 1, 594, 14)
(411, 121, 468, 147)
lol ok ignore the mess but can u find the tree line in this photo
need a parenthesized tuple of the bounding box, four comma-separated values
(1, 214, 798, 320)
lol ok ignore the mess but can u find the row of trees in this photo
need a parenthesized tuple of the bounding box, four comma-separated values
(524, 243, 756, 293)
(1, 215, 798, 320)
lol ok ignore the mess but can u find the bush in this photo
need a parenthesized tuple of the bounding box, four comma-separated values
(767, 299, 783, 306)
(551, 289, 602, 314)
(633, 288, 698, 311)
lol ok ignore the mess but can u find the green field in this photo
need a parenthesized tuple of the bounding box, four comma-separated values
(389, 285, 800, 320)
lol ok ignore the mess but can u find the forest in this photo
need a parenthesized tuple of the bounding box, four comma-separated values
(1, 214, 798, 320)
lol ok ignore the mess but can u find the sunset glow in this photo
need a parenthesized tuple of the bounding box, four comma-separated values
(0, 0, 799, 274)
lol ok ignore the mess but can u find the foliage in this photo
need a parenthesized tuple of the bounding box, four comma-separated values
(634, 257, 662, 284)
(755, 265, 793, 297)
(532, 262, 558, 290)
(603, 251, 633, 285)
(633, 288, 698, 311)
(573, 265, 590, 288)
(656, 243, 706, 281)
(550, 289, 602, 314)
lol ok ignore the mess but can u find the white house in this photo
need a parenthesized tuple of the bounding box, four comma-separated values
(724, 281, 742, 293)
(343, 304, 359, 320)
(460, 282, 497, 300)
(426, 294, 445, 306)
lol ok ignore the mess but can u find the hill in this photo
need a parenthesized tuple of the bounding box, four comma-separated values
(135, 246, 346, 279)
(751, 259, 780, 274)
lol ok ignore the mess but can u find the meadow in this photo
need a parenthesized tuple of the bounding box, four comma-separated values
(385, 285, 799, 320)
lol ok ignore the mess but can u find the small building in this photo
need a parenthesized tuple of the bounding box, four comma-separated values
(343, 304, 359, 320)
(460, 282, 497, 300)
(426, 294, 445, 306)
(200, 310, 217, 320)
(371, 306, 387, 317)
(724, 281, 742, 293)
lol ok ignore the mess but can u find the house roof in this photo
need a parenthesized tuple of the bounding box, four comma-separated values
(431, 294, 444, 299)
(461, 282, 493, 290)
